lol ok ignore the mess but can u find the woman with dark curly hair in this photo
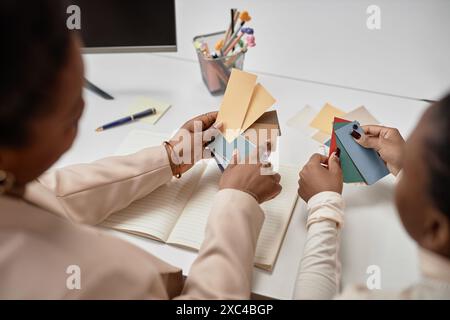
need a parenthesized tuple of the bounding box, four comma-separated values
(0, 1, 281, 298)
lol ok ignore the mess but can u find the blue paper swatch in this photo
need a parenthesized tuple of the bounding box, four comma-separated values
(334, 121, 389, 185)
(207, 133, 256, 171)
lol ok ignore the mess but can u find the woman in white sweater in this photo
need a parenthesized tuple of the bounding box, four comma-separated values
(294, 94, 450, 299)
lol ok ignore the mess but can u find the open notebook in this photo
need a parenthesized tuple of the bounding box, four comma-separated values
(101, 130, 299, 271)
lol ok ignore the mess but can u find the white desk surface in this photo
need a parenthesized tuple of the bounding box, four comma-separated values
(171, 0, 450, 101)
(51, 52, 430, 299)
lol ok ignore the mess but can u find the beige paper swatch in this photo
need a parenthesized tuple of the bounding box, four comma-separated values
(217, 69, 257, 142)
(128, 97, 171, 125)
(343, 106, 379, 126)
(240, 83, 276, 134)
(309, 103, 345, 134)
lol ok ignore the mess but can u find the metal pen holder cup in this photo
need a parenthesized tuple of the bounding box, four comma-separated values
(193, 31, 246, 95)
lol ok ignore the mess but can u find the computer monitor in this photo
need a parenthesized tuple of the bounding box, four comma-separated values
(72, 0, 177, 53)
(70, 0, 177, 99)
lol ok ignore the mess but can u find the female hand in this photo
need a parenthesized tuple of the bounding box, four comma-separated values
(298, 152, 343, 202)
(219, 148, 282, 204)
(165, 112, 222, 176)
(351, 125, 405, 176)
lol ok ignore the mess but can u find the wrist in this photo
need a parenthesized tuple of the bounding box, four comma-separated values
(219, 185, 260, 203)
(163, 142, 182, 178)
(217, 188, 261, 208)
(308, 191, 343, 205)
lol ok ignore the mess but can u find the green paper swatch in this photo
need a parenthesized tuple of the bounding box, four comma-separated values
(333, 122, 365, 183)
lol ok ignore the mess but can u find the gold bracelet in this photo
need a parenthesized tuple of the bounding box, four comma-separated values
(163, 141, 182, 178)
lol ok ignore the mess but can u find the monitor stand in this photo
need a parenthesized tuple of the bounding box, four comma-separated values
(84, 79, 114, 100)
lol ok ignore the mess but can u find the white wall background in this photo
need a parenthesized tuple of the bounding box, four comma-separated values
(168, 0, 450, 101)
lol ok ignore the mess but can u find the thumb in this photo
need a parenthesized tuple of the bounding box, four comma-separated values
(203, 122, 223, 146)
(328, 152, 342, 174)
(352, 129, 380, 151)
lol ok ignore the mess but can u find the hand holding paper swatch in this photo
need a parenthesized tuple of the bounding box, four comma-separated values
(329, 118, 389, 185)
(334, 121, 389, 185)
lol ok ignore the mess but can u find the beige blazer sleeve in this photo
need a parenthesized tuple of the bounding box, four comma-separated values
(24, 145, 173, 225)
(294, 191, 345, 300)
(22, 146, 266, 299)
(178, 188, 265, 299)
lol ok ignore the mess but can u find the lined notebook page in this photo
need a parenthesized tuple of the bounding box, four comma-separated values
(102, 162, 207, 241)
(101, 130, 206, 242)
(168, 163, 299, 271)
(167, 160, 220, 249)
(255, 166, 299, 270)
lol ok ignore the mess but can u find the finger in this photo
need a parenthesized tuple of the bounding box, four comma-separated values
(198, 111, 218, 130)
(354, 134, 380, 150)
(327, 152, 342, 174)
(383, 127, 402, 140)
(186, 111, 218, 131)
(308, 153, 328, 164)
(202, 122, 223, 146)
(360, 125, 386, 137)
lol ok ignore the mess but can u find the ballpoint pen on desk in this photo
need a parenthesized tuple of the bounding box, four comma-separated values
(95, 107, 157, 132)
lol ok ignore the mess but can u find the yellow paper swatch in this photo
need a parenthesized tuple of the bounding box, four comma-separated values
(240, 83, 276, 134)
(309, 103, 345, 134)
(216, 69, 257, 142)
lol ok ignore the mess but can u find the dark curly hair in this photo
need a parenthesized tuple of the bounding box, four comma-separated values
(427, 93, 450, 218)
(0, 0, 71, 147)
